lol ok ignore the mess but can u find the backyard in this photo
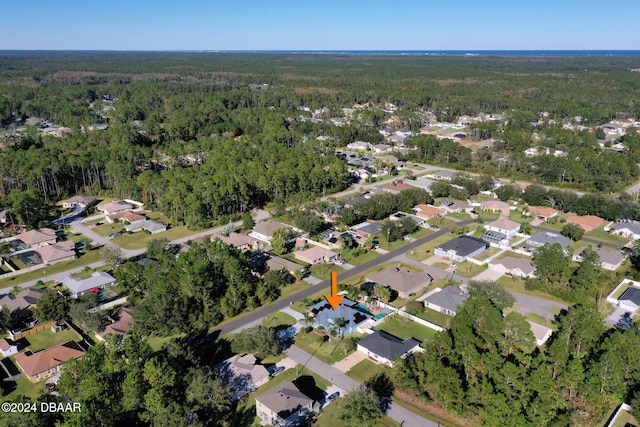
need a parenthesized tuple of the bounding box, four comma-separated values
(373, 315, 438, 343)
(23, 328, 80, 352)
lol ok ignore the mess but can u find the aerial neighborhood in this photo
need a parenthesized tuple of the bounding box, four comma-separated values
(1, 52, 640, 427)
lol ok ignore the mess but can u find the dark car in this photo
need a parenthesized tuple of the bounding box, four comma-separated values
(271, 366, 285, 376)
(326, 392, 340, 402)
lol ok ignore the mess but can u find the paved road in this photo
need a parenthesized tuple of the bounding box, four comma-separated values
(286, 345, 440, 427)
(213, 220, 475, 337)
(625, 179, 640, 196)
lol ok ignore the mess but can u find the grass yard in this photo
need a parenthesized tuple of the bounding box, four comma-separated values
(0, 249, 102, 288)
(342, 249, 380, 266)
(293, 331, 362, 364)
(585, 227, 630, 246)
(378, 238, 408, 252)
(454, 262, 488, 278)
(25, 329, 80, 352)
(525, 312, 559, 330)
(112, 225, 200, 250)
(92, 222, 126, 237)
(609, 408, 639, 427)
(428, 217, 456, 229)
(64, 232, 91, 244)
(1, 376, 46, 402)
(309, 264, 346, 281)
(262, 312, 297, 329)
(408, 227, 434, 239)
(609, 283, 631, 300)
(496, 275, 572, 305)
(495, 250, 531, 260)
(146, 333, 186, 352)
(405, 304, 451, 328)
(447, 212, 471, 221)
(405, 234, 453, 262)
(473, 246, 500, 261)
(346, 359, 392, 383)
(315, 402, 400, 427)
(374, 315, 437, 343)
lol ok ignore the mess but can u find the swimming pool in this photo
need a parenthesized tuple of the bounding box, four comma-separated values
(374, 313, 386, 320)
(357, 303, 368, 311)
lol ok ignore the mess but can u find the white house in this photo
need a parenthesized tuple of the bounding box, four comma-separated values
(61, 271, 116, 298)
(489, 256, 536, 278)
(486, 216, 520, 239)
(572, 246, 626, 271)
(357, 331, 421, 367)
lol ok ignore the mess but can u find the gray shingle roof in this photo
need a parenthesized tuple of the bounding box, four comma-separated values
(436, 236, 489, 258)
(308, 298, 372, 331)
(527, 232, 571, 251)
(426, 286, 469, 313)
(358, 331, 420, 361)
(620, 287, 640, 307)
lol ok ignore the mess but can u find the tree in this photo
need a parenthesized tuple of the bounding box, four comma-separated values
(69, 300, 109, 334)
(146, 237, 169, 259)
(33, 290, 70, 322)
(373, 283, 392, 303)
(100, 246, 124, 269)
(532, 243, 568, 284)
(231, 326, 281, 359)
(0, 307, 9, 331)
(336, 385, 383, 426)
(561, 223, 585, 241)
(271, 228, 292, 255)
(468, 280, 515, 311)
(242, 212, 255, 230)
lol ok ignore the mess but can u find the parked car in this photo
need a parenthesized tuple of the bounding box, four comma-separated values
(271, 366, 285, 376)
(326, 392, 340, 402)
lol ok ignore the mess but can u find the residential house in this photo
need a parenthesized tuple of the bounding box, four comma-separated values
(379, 127, 396, 137)
(618, 287, 640, 312)
(434, 236, 489, 262)
(62, 196, 97, 210)
(96, 305, 134, 342)
(527, 206, 559, 222)
(433, 170, 457, 181)
(610, 221, 640, 240)
(424, 286, 470, 316)
(256, 381, 314, 427)
(346, 141, 371, 150)
(484, 216, 520, 242)
(106, 211, 146, 224)
(17, 228, 57, 249)
(351, 221, 383, 238)
(61, 271, 116, 298)
(489, 256, 536, 278)
(0, 338, 18, 357)
(125, 219, 167, 234)
(367, 268, 433, 299)
(388, 212, 425, 227)
(0, 289, 46, 315)
(372, 143, 392, 153)
(481, 200, 511, 216)
(213, 232, 264, 252)
(379, 155, 405, 169)
(572, 246, 626, 271)
(14, 341, 85, 382)
(216, 354, 270, 400)
(527, 232, 572, 253)
(381, 181, 415, 194)
(565, 215, 605, 232)
(36, 241, 76, 264)
(307, 298, 373, 336)
(266, 255, 305, 275)
(98, 201, 133, 215)
(295, 247, 339, 265)
(528, 321, 553, 346)
(357, 331, 421, 367)
(250, 220, 294, 242)
(403, 177, 436, 192)
(440, 199, 473, 214)
(413, 204, 444, 220)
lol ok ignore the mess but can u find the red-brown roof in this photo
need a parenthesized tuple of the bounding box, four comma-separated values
(566, 215, 605, 232)
(14, 341, 85, 379)
(382, 182, 415, 193)
(413, 204, 444, 218)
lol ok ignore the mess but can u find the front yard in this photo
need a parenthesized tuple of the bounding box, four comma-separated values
(293, 330, 362, 364)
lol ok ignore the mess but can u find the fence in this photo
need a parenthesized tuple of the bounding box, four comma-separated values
(397, 309, 445, 332)
(0, 262, 47, 279)
(9, 321, 57, 340)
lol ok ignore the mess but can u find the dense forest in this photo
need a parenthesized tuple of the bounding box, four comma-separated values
(2, 52, 640, 228)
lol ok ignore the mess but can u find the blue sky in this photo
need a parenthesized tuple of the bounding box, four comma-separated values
(2, 0, 639, 50)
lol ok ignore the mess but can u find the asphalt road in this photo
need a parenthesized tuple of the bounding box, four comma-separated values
(213, 219, 475, 337)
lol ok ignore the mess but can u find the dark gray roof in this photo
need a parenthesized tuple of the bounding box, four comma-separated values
(308, 298, 373, 331)
(620, 287, 640, 307)
(612, 222, 640, 235)
(527, 232, 571, 251)
(343, 196, 368, 207)
(256, 381, 313, 419)
(351, 221, 384, 235)
(426, 286, 469, 313)
(359, 331, 420, 360)
(436, 236, 489, 257)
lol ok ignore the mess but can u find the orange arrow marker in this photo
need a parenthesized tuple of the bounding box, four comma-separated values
(324, 271, 344, 310)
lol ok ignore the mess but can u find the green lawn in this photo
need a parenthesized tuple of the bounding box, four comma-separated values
(293, 331, 362, 364)
(346, 359, 393, 382)
(0, 249, 102, 288)
(495, 250, 531, 260)
(64, 232, 91, 244)
(454, 261, 487, 278)
(112, 225, 201, 250)
(146, 333, 186, 352)
(473, 247, 500, 261)
(609, 283, 631, 300)
(525, 312, 559, 331)
(447, 212, 471, 221)
(315, 401, 400, 427)
(92, 222, 126, 237)
(496, 275, 572, 305)
(610, 408, 639, 427)
(342, 249, 380, 266)
(25, 329, 80, 352)
(262, 312, 297, 329)
(374, 315, 437, 343)
(585, 227, 629, 246)
(408, 227, 434, 239)
(405, 305, 451, 328)
(405, 234, 453, 262)
(309, 264, 346, 281)
(1, 376, 46, 402)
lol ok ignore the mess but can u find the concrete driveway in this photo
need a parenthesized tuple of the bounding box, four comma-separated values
(473, 268, 504, 282)
(606, 306, 634, 326)
(332, 350, 368, 373)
